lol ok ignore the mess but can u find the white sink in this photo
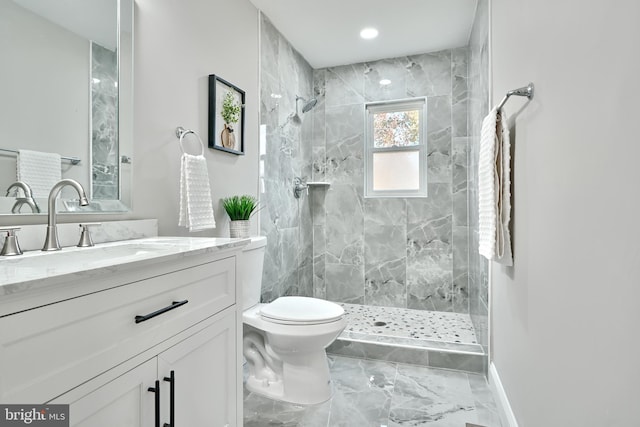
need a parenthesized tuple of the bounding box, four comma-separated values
(15, 243, 171, 266)
(0, 236, 250, 291)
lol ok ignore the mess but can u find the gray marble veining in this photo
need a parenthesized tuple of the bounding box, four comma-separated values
(364, 57, 409, 102)
(325, 263, 364, 304)
(406, 51, 452, 98)
(91, 42, 119, 200)
(364, 198, 407, 226)
(325, 64, 365, 107)
(243, 355, 502, 427)
(259, 12, 489, 371)
(324, 184, 364, 266)
(259, 13, 314, 302)
(365, 258, 407, 308)
(308, 47, 472, 315)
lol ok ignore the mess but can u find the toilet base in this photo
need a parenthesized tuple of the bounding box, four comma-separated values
(245, 375, 285, 400)
(245, 349, 333, 405)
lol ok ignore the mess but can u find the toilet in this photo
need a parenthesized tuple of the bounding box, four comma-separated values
(241, 236, 346, 405)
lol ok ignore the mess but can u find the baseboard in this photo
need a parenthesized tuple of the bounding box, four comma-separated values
(488, 362, 519, 427)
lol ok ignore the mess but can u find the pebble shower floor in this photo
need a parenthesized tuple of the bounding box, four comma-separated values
(340, 303, 478, 345)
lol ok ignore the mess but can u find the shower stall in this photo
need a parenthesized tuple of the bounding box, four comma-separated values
(259, 2, 489, 373)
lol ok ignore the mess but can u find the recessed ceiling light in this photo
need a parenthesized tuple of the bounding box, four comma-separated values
(360, 27, 379, 40)
(379, 79, 392, 86)
(270, 93, 282, 99)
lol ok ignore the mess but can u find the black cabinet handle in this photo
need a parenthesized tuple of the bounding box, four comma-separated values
(148, 380, 160, 427)
(163, 370, 175, 427)
(135, 300, 189, 324)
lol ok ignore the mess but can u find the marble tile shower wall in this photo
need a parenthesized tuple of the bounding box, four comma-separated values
(311, 49, 471, 314)
(91, 42, 119, 200)
(467, 0, 490, 354)
(259, 15, 315, 301)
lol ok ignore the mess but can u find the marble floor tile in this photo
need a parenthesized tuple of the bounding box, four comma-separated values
(329, 356, 397, 394)
(243, 390, 331, 427)
(327, 388, 392, 426)
(244, 355, 502, 427)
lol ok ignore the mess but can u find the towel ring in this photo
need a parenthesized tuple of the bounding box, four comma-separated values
(176, 126, 205, 156)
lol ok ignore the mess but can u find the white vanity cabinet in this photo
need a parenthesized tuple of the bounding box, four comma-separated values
(0, 238, 246, 427)
(59, 308, 236, 427)
(62, 357, 157, 426)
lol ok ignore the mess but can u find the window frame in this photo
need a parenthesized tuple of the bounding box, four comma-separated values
(364, 97, 428, 198)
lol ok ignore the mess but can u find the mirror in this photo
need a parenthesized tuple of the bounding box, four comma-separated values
(0, 0, 133, 215)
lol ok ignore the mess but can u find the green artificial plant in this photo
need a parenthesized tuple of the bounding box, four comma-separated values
(222, 195, 259, 221)
(221, 92, 241, 125)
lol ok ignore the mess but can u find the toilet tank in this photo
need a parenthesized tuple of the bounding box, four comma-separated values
(240, 236, 267, 311)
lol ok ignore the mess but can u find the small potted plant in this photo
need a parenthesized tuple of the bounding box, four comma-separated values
(222, 195, 259, 238)
(220, 92, 241, 149)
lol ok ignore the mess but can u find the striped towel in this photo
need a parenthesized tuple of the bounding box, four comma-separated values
(17, 149, 61, 198)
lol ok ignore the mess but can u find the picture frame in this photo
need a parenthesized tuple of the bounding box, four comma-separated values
(208, 75, 245, 155)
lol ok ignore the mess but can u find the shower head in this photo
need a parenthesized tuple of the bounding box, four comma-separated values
(295, 95, 318, 114)
(302, 97, 317, 113)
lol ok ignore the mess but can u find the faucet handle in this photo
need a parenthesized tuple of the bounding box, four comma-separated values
(0, 227, 23, 256)
(78, 223, 101, 248)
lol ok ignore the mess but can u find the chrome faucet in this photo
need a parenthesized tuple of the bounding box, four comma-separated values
(42, 179, 89, 251)
(6, 181, 40, 213)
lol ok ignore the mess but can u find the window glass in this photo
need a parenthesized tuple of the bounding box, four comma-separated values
(372, 151, 420, 191)
(373, 110, 420, 148)
(365, 98, 427, 198)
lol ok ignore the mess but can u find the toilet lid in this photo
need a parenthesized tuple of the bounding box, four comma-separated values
(260, 296, 344, 324)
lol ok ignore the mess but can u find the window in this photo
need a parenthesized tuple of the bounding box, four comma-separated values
(365, 98, 427, 198)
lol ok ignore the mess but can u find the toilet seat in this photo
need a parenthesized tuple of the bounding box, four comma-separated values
(259, 296, 344, 325)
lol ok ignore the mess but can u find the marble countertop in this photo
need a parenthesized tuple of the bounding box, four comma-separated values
(0, 236, 250, 297)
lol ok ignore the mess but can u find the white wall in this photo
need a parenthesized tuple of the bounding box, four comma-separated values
(132, 0, 259, 236)
(490, 1, 640, 426)
(0, 0, 260, 237)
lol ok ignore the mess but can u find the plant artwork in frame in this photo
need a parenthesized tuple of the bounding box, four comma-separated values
(208, 75, 245, 155)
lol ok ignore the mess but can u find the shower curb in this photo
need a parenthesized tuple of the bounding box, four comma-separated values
(327, 336, 487, 374)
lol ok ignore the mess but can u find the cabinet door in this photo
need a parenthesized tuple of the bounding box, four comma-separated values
(65, 358, 157, 427)
(158, 308, 237, 427)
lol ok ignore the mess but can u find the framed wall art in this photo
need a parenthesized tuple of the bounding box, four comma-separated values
(208, 74, 245, 155)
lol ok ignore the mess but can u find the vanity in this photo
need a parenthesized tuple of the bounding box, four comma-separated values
(0, 236, 248, 426)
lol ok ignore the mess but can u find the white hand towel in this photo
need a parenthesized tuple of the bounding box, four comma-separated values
(17, 149, 61, 198)
(179, 153, 216, 232)
(478, 108, 498, 260)
(478, 107, 513, 265)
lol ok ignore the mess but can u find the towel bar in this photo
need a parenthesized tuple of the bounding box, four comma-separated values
(496, 82, 534, 111)
(0, 148, 81, 165)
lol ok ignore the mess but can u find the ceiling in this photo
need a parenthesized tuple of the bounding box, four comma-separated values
(249, 0, 478, 69)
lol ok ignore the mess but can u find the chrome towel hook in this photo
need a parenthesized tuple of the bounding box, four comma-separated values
(175, 126, 205, 156)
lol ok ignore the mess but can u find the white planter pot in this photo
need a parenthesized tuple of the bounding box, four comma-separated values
(229, 220, 250, 238)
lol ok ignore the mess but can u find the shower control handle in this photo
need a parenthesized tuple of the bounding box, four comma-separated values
(293, 177, 308, 198)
